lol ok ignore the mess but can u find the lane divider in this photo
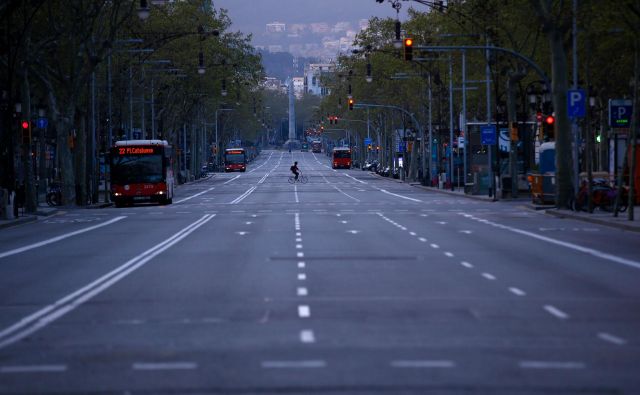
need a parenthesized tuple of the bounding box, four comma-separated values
(0, 216, 126, 260)
(229, 186, 257, 204)
(0, 214, 216, 350)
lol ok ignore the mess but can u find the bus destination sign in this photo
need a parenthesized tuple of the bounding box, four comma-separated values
(117, 147, 158, 155)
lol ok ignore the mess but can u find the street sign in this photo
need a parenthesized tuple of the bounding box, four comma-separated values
(480, 125, 496, 145)
(364, 137, 372, 146)
(609, 99, 633, 128)
(37, 118, 48, 129)
(567, 89, 586, 118)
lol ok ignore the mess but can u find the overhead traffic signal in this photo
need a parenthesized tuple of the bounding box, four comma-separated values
(348, 98, 354, 111)
(403, 38, 413, 61)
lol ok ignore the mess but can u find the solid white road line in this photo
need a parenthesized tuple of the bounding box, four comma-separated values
(544, 305, 570, 319)
(298, 261, 306, 268)
(297, 252, 304, 258)
(509, 287, 526, 296)
(298, 305, 310, 317)
(0, 216, 126, 260)
(300, 330, 315, 343)
(132, 362, 198, 370)
(0, 214, 215, 350)
(377, 188, 422, 202)
(229, 186, 256, 204)
(261, 360, 326, 368)
(391, 360, 455, 368)
(294, 185, 299, 203)
(598, 332, 627, 345)
(0, 365, 67, 373)
(519, 361, 585, 369)
(223, 175, 241, 184)
(174, 186, 216, 204)
(344, 173, 367, 184)
(460, 213, 640, 271)
(333, 185, 360, 202)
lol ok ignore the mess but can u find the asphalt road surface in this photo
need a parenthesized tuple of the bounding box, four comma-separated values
(1, 150, 639, 394)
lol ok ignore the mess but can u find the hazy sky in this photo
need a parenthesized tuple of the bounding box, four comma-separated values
(213, 0, 411, 37)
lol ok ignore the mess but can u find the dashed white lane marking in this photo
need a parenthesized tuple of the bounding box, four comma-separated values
(132, 362, 198, 371)
(509, 287, 526, 296)
(461, 261, 473, 268)
(298, 261, 306, 268)
(544, 305, 570, 319)
(344, 173, 367, 184)
(298, 305, 310, 318)
(347, 230, 360, 234)
(460, 213, 640, 271)
(430, 243, 439, 249)
(235, 231, 249, 236)
(296, 244, 303, 249)
(296, 232, 301, 236)
(598, 332, 627, 345)
(418, 237, 428, 242)
(0, 365, 67, 373)
(175, 186, 216, 204)
(0, 216, 126, 260)
(391, 360, 455, 368)
(294, 185, 299, 203)
(229, 186, 256, 204)
(436, 221, 447, 225)
(409, 232, 417, 236)
(297, 252, 304, 258)
(460, 230, 473, 234)
(340, 220, 348, 224)
(297, 287, 308, 296)
(262, 360, 326, 369)
(300, 330, 315, 343)
(444, 252, 454, 258)
(482, 273, 496, 280)
(519, 361, 585, 370)
(296, 238, 302, 242)
(298, 273, 307, 280)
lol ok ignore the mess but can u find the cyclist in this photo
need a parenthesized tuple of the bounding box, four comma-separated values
(290, 161, 300, 181)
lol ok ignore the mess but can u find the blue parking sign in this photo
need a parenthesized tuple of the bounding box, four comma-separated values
(481, 125, 496, 145)
(567, 89, 586, 118)
(609, 99, 633, 128)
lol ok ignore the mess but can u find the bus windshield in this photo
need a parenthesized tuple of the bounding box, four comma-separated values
(333, 150, 351, 158)
(111, 155, 164, 184)
(225, 153, 245, 164)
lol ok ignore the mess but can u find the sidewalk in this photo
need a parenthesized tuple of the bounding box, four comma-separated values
(375, 173, 640, 233)
(0, 203, 59, 230)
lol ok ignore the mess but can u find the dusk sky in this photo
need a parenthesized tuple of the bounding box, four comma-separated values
(213, 0, 412, 38)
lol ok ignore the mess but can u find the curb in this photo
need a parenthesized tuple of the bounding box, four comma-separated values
(86, 202, 114, 209)
(412, 184, 497, 203)
(544, 209, 640, 233)
(0, 216, 37, 230)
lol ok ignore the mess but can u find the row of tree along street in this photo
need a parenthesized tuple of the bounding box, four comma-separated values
(318, 0, 639, 218)
(1, 0, 265, 211)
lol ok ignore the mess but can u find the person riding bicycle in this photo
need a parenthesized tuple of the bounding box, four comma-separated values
(290, 161, 300, 181)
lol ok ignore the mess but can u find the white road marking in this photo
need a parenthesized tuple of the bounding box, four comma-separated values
(340, 220, 348, 224)
(132, 362, 198, 371)
(298, 261, 306, 268)
(296, 244, 303, 249)
(297, 287, 308, 296)
(519, 361, 585, 369)
(0, 365, 67, 373)
(378, 188, 422, 202)
(298, 305, 310, 317)
(444, 252, 454, 258)
(261, 360, 326, 369)
(460, 213, 640, 271)
(430, 243, 439, 249)
(294, 185, 299, 203)
(223, 175, 241, 184)
(409, 232, 417, 236)
(174, 186, 216, 204)
(347, 230, 360, 234)
(344, 173, 367, 184)
(436, 221, 447, 225)
(300, 330, 315, 343)
(0, 214, 215, 350)
(544, 305, 570, 319)
(245, 222, 253, 225)
(391, 360, 455, 368)
(333, 185, 360, 202)
(296, 232, 301, 237)
(509, 287, 526, 296)
(418, 237, 428, 242)
(229, 186, 256, 204)
(297, 252, 304, 258)
(482, 273, 496, 280)
(298, 273, 307, 280)
(461, 261, 473, 268)
(296, 238, 302, 242)
(598, 332, 627, 345)
(460, 230, 473, 234)
(236, 231, 249, 236)
(0, 216, 126, 260)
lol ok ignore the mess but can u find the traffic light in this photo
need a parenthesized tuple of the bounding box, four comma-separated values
(348, 98, 354, 111)
(367, 144, 372, 151)
(403, 38, 413, 61)
(21, 120, 30, 145)
(596, 133, 602, 143)
(543, 114, 555, 140)
(545, 115, 555, 126)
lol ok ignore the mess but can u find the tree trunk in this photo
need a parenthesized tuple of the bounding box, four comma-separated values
(76, 114, 87, 206)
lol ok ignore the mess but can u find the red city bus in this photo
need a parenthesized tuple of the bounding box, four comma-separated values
(332, 147, 352, 169)
(110, 140, 174, 207)
(224, 148, 247, 172)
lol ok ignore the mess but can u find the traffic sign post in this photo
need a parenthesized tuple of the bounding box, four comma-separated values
(609, 99, 633, 128)
(36, 118, 48, 129)
(567, 89, 586, 118)
(481, 125, 496, 145)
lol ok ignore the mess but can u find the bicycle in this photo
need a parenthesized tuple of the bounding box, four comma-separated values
(571, 179, 628, 212)
(288, 173, 308, 184)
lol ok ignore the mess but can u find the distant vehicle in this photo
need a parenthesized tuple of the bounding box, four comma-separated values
(301, 142, 309, 152)
(332, 147, 351, 169)
(311, 140, 322, 153)
(110, 139, 174, 207)
(224, 148, 247, 172)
